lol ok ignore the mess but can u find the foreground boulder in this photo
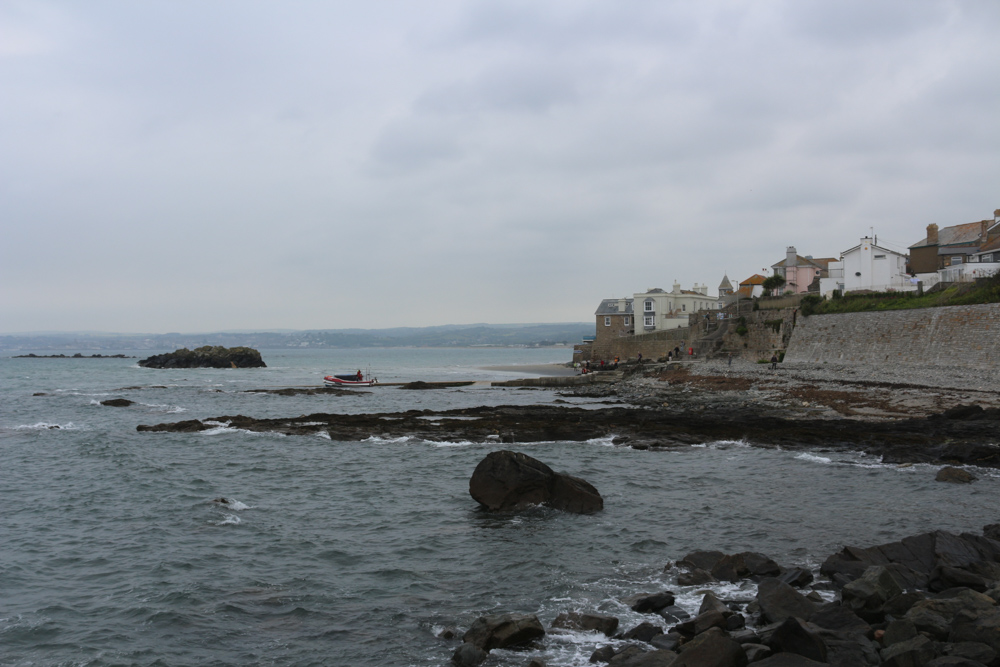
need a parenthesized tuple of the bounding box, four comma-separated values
(138, 346, 266, 369)
(462, 612, 545, 651)
(469, 450, 603, 513)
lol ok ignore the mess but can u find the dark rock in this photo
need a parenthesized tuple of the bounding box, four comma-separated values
(679, 550, 727, 572)
(468, 450, 603, 513)
(929, 566, 989, 593)
(671, 627, 748, 666)
(883, 619, 919, 646)
(527, 660, 546, 667)
(778, 568, 815, 588)
(726, 614, 747, 631)
(463, 613, 545, 650)
(674, 610, 727, 637)
(625, 592, 677, 613)
(438, 626, 457, 639)
(766, 617, 827, 663)
(743, 643, 772, 662)
(452, 642, 488, 667)
(752, 655, 829, 666)
(730, 628, 760, 644)
(983, 525, 1000, 542)
(925, 657, 989, 667)
(942, 405, 986, 420)
(884, 592, 928, 618)
(944, 641, 996, 665)
(756, 578, 817, 624)
(808, 604, 871, 637)
(823, 635, 880, 666)
(841, 565, 917, 620)
(659, 605, 692, 624)
(948, 608, 1000, 653)
(551, 612, 619, 636)
(879, 634, 937, 667)
(610, 649, 679, 667)
(100, 398, 134, 407)
(138, 346, 266, 369)
(622, 621, 665, 643)
(608, 645, 647, 665)
(591, 645, 617, 663)
(906, 606, 953, 640)
(678, 569, 717, 586)
(711, 552, 781, 583)
(699, 591, 731, 617)
(937, 467, 977, 484)
(650, 633, 681, 651)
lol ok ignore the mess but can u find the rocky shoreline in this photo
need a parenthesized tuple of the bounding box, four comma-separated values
(449, 526, 1000, 666)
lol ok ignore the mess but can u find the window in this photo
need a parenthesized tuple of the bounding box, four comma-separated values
(624, 317, 630, 325)
(682, 304, 686, 311)
(604, 317, 611, 326)
(952, 256, 964, 265)
(644, 300, 653, 312)
(644, 316, 654, 327)
(874, 254, 886, 260)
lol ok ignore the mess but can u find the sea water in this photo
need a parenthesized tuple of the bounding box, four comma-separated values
(2, 348, 998, 666)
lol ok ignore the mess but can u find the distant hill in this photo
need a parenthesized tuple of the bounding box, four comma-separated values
(0, 323, 595, 352)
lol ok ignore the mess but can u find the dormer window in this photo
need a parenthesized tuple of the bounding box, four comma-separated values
(644, 300, 654, 312)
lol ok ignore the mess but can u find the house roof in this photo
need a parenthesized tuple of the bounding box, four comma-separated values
(718, 275, 733, 290)
(595, 299, 633, 316)
(910, 221, 984, 249)
(740, 274, 766, 286)
(734, 286, 753, 298)
(771, 255, 836, 270)
(975, 236, 1000, 255)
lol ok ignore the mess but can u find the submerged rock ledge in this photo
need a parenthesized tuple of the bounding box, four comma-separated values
(137, 403, 1000, 468)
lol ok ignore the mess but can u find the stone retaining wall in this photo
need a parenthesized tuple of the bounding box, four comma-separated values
(576, 327, 691, 362)
(784, 303, 1000, 366)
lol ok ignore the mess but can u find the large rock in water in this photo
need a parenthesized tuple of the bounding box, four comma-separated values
(138, 346, 266, 369)
(469, 450, 603, 513)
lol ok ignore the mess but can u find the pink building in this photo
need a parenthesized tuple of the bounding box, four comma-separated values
(771, 247, 837, 294)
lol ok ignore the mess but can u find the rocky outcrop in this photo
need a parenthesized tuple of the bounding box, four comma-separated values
(135, 402, 1000, 469)
(138, 346, 265, 369)
(100, 398, 134, 407)
(468, 450, 603, 513)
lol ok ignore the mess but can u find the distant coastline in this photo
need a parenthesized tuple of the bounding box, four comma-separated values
(13, 353, 135, 359)
(0, 323, 593, 353)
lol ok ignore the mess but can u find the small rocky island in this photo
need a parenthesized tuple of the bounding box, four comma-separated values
(138, 346, 266, 369)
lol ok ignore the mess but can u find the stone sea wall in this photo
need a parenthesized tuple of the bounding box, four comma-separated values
(784, 302, 1000, 366)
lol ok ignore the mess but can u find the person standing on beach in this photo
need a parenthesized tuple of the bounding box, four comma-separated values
(728, 352, 733, 367)
(770, 354, 778, 370)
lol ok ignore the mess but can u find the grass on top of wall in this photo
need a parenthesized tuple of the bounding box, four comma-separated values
(800, 273, 1000, 316)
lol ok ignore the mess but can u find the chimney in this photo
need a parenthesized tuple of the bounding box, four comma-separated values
(995, 208, 999, 223)
(927, 224, 939, 245)
(786, 246, 797, 268)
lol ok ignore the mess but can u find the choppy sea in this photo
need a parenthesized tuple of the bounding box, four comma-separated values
(2, 347, 998, 666)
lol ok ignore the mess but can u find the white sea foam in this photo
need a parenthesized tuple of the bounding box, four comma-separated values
(361, 435, 412, 445)
(15, 422, 80, 431)
(139, 402, 187, 413)
(585, 435, 617, 447)
(796, 453, 833, 464)
(200, 421, 280, 437)
(316, 431, 332, 440)
(214, 498, 251, 511)
(214, 514, 242, 526)
(430, 440, 480, 448)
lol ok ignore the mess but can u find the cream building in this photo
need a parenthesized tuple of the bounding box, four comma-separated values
(634, 281, 719, 332)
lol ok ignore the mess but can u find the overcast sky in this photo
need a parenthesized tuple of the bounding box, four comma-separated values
(2, 1, 998, 333)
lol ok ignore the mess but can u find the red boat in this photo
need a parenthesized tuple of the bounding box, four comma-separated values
(324, 373, 378, 387)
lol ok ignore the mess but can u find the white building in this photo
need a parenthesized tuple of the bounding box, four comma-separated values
(634, 282, 719, 332)
(819, 237, 913, 296)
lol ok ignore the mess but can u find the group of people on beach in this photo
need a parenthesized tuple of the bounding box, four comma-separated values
(580, 357, 620, 374)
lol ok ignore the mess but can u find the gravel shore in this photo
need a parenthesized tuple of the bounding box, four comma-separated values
(570, 359, 1000, 421)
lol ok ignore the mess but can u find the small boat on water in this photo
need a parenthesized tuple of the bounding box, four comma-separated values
(324, 372, 378, 387)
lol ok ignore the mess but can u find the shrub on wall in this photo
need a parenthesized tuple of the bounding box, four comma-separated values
(800, 294, 824, 316)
